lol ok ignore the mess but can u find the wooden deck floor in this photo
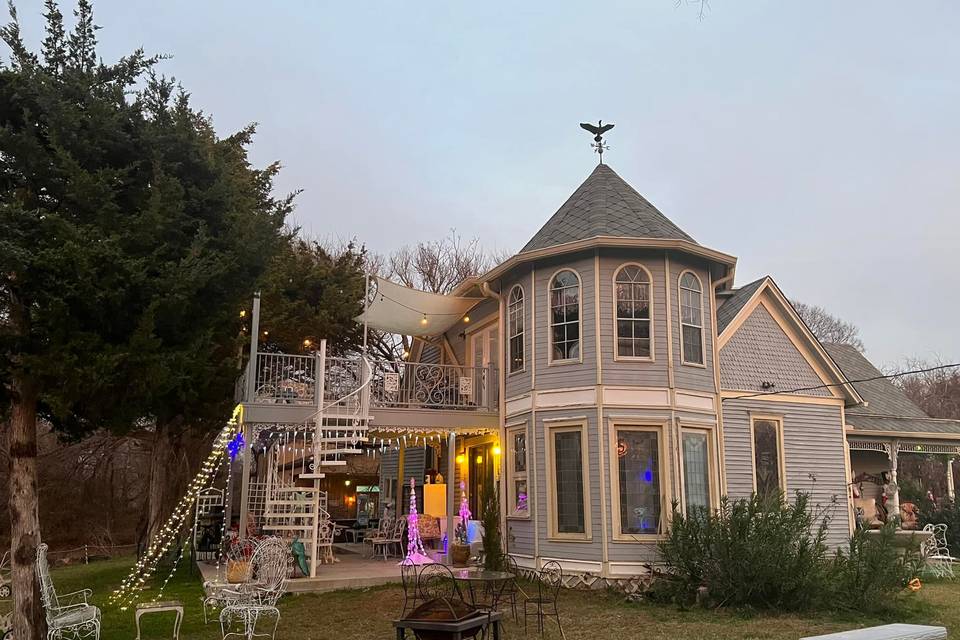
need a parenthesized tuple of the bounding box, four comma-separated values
(199, 543, 403, 594)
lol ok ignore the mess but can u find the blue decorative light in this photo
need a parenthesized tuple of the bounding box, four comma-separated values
(227, 431, 245, 461)
(643, 468, 653, 483)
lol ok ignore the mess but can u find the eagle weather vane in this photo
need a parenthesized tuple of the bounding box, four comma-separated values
(580, 120, 615, 164)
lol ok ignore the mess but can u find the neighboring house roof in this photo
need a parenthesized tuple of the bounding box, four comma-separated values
(823, 342, 960, 437)
(521, 164, 696, 253)
(716, 277, 767, 334)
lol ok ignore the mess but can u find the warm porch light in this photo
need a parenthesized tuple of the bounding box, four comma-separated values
(492, 445, 502, 456)
(303, 339, 312, 348)
(420, 314, 429, 326)
(456, 454, 465, 465)
(463, 315, 470, 323)
(344, 479, 351, 486)
(475, 455, 483, 464)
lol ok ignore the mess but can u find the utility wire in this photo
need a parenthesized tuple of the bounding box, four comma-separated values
(722, 362, 960, 402)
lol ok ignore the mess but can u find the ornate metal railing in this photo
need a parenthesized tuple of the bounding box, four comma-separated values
(252, 352, 318, 405)
(243, 352, 497, 412)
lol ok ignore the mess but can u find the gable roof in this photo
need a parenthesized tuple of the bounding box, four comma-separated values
(521, 164, 696, 253)
(716, 277, 767, 334)
(823, 343, 928, 418)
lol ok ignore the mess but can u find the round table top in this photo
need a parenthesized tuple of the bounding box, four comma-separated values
(451, 569, 513, 582)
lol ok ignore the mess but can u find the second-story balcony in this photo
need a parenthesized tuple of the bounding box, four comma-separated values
(237, 351, 499, 430)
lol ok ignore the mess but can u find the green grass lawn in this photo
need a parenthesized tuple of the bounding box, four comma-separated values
(9, 556, 959, 640)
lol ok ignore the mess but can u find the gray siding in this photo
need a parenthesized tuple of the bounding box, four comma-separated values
(722, 399, 850, 547)
(597, 249, 670, 388)
(720, 303, 831, 396)
(445, 298, 499, 367)
(533, 253, 598, 391)
(669, 257, 716, 393)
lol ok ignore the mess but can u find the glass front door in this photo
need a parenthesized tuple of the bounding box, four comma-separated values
(468, 442, 495, 517)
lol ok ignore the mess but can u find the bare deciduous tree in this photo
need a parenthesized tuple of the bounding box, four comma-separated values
(893, 357, 960, 420)
(792, 301, 865, 352)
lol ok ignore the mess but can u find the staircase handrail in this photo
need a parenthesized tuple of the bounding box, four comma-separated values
(303, 354, 374, 425)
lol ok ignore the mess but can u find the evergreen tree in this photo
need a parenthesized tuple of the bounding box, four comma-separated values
(0, 3, 291, 637)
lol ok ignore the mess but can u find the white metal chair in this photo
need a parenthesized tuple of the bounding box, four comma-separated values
(316, 520, 336, 565)
(219, 537, 289, 640)
(36, 543, 101, 640)
(373, 517, 407, 560)
(921, 523, 956, 578)
(364, 516, 394, 558)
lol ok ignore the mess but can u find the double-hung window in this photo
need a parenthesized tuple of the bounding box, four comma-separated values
(549, 270, 581, 362)
(507, 286, 525, 373)
(679, 271, 704, 365)
(614, 264, 652, 359)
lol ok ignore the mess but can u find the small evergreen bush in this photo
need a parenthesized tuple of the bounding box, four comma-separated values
(828, 523, 922, 613)
(481, 474, 504, 571)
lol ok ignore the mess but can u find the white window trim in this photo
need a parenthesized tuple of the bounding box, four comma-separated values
(608, 420, 671, 542)
(507, 284, 526, 375)
(545, 419, 592, 541)
(749, 414, 787, 495)
(678, 269, 706, 368)
(547, 268, 584, 366)
(612, 262, 655, 362)
(677, 423, 720, 517)
(506, 423, 530, 519)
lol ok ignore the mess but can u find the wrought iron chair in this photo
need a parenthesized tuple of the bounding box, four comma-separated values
(364, 515, 393, 558)
(523, 560, 566, 639)
(399, 563, 423, 617)
(36, 543, 101, 640)
(922, 523, 956, 578)
(416, 563, 464, 602)
(219, 537, 289, 640)
(498, 553, 521, 622)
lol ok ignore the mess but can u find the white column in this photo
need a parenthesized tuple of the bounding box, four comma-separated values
(948, 459, 956, 502)
(447, 431, 457, 562)
(239, 423, 252, 539)
(888, 440, 900, 524)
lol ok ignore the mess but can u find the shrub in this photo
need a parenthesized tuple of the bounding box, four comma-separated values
(828, 523, 922, 613)
(481, 473, 504, 571)
(657, 493, 830, 610)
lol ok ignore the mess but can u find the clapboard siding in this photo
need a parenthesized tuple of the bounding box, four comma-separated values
(507, 519, 535, 556)
(598, 248, 670, 387)
(534, 408, 604, 561)
(722, 399, 850, 546)
(669, 257, 717, 393)
(533, 253, 597, 391)
(446, 297, 499, 367)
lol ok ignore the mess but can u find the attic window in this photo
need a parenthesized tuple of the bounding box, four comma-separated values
(679, 271, 704, 365)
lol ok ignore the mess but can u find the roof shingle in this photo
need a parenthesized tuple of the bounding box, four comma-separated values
(521, 164, 695, 253)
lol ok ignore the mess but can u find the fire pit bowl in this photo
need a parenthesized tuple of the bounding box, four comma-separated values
(394, 597, 502, 640)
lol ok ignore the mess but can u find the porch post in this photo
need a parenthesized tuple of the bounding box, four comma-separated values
(245, 292, 261, 402)
(447, 431, 456, 562)
(239, 423, 252, 539)
(888, 439, 900, 524)
(948, 459, 956, 502)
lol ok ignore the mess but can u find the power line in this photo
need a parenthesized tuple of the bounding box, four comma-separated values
(722, 362, 960, 402)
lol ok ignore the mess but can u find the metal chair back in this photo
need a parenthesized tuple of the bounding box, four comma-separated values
(36, 543, 60, 618)
(416, 563, 463, 602)
(537, 560, 563, 604)
(250, 537, 289, 606)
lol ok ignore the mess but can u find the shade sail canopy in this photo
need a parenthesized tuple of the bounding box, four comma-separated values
(358, 276, 483, 336)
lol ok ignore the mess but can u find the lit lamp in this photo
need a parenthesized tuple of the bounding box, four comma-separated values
(455, 453, 465, 465)
(345, 479, 351, 487)
(475, 455, 483, 465)
(492, 444, 502, 457)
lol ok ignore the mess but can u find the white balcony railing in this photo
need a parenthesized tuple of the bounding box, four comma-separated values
(244, 352, 497, 412)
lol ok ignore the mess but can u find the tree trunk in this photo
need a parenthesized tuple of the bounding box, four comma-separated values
(141, 420, 181, 548)
(8, 373, 45, 640)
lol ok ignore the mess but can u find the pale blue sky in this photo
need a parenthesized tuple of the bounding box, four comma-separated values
(10, 1, 960, 367)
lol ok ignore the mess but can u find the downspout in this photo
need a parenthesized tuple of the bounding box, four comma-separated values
(713, 272, 735, 291)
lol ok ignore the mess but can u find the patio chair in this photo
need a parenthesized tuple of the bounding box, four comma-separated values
(523, 560, 566, 640)
(316, 520, 336, 565)
(416, 563, 464, 602)
(219, 537, 289, 640)
(37, 543, 101, 640)
(399, 563, 423, 617)
(498, 553, 521, 622)
(363, 516, 393, 558)
(922, 523, 956, 578)
(373, 517, 406, 560)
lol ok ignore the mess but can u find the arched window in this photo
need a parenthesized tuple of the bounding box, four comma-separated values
(679, 271, 704, 365)
(614, 265, 652, 359)
(507, 285, 525, 373)
(549, 270, 581, 362)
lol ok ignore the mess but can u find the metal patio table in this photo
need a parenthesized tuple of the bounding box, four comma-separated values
(450, 569, 514, 610)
